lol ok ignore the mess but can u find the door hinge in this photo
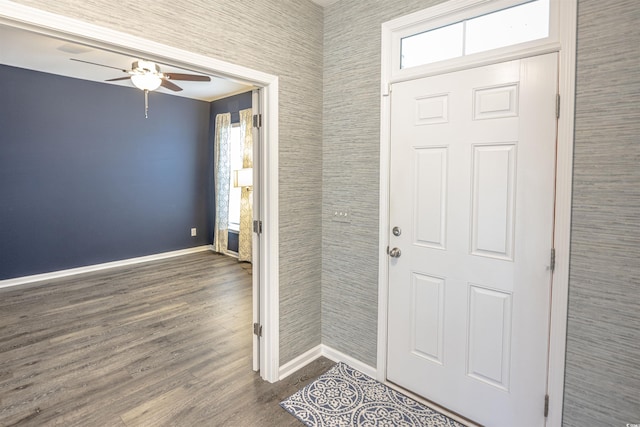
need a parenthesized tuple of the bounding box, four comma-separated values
(253, 113, 262, 128)
(544, 394, 549, 417)
(253, 220, 263, 234)
(253, 322, 262, 337)
(555, 94, 560, 119)
(550, 248, 556, 273)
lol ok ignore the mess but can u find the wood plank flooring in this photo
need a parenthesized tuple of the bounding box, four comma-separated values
(0, 252, 334, 426)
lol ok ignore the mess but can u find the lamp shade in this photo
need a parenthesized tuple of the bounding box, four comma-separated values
(233, 168, 253, 188)
(131, 73, 162, 91)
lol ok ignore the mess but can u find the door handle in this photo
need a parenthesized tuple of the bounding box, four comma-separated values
(389, 247, 402, 258)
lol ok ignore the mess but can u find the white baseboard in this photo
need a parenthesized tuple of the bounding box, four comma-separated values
(279, 345, 323, 380)
(278, 344, 377, 381)
(0, 245, 214, 289)
(320, 345, 377, 378)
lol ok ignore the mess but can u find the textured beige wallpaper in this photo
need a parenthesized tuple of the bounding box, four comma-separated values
(322, 0, 447, 368)
(563, 0, 640, 425)
(323, 1, 639, 425)
(9, 0, 324, 365)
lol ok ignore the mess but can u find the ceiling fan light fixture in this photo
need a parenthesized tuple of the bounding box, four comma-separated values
(131, 73, 162, 91)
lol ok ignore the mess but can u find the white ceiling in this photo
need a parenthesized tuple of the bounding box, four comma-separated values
(0, 25, 254, 102)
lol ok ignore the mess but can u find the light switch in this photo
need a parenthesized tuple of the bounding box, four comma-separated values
(332, 208, 351, 223)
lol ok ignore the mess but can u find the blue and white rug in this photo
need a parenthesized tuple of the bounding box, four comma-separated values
(280, 362, 465, 426)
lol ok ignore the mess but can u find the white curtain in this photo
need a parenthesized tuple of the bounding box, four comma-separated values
(238, 108, 253, 262)
(213, 112, 232, 254)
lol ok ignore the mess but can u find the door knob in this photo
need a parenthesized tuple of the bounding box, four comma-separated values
(389, 247, 402, 258)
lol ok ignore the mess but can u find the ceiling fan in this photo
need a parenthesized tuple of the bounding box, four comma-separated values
(70, 58, 211, 117)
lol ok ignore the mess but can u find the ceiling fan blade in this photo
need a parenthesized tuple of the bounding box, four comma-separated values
(105, 77, 132, 82)
(161, 79, 183, 92)
(70, 58, 128, 73)
(164, 73, 211, 82)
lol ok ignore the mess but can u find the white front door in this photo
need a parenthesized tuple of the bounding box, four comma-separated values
(387, 53, 558, 427)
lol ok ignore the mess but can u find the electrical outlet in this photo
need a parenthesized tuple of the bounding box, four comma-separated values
(332, 208, 351, 223)
(191, 228, 197, 237)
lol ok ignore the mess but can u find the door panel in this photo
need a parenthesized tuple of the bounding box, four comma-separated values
(467, 284, 512, 391)
(387, 54, 558, 427)
(470, 143, 516, 260)
(414, 147, 448, 249)
(411, 272, 445, 364)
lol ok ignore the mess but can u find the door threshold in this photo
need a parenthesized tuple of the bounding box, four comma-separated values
(384, 380, 482, 427)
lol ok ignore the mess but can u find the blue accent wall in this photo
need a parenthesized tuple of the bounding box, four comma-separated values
(210, 91, 252, 254)
(210, 92, 252, 124)
(0, 64, 213, 280)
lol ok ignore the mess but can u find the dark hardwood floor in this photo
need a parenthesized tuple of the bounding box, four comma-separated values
(0, 252, 333, 426)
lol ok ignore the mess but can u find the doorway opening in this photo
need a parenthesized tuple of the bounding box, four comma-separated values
(0, 2, 280, 382)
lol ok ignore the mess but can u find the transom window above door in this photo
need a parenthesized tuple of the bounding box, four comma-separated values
(384, 0, 561, 83)
(401, 0, 550, 69)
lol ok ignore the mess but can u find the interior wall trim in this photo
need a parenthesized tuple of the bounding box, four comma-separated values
(321, 345, 377, 378)
(279, 344, 323, 380)
(278, 344, 377, 381)
(0, 246, 214, 289)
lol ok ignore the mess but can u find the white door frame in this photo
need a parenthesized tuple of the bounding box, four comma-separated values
(378, 1, 577, 425)
(0, 1, 281, 383)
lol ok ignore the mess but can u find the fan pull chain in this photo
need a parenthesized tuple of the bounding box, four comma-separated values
(144, 89, 150, 118)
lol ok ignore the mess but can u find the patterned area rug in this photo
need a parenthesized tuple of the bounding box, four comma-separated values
(280, 362, 465, 426)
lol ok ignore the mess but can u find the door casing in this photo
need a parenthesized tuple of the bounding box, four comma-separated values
(378, 1, 577, 425)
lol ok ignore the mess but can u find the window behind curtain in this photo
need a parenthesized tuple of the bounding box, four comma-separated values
(228, 124, 242, 231)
